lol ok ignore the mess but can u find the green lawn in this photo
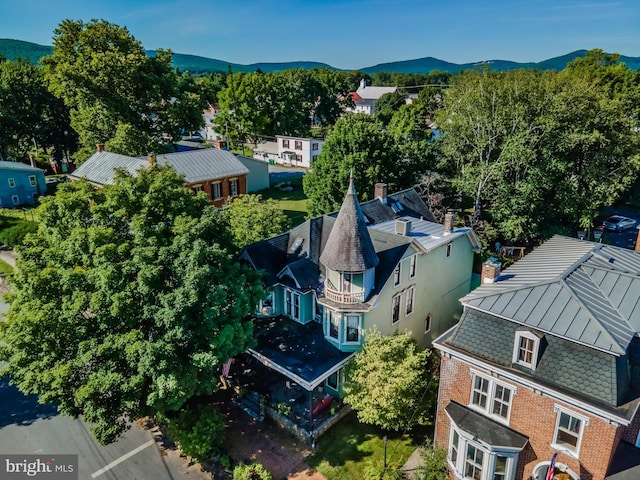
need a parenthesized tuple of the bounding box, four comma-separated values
(306, 412, 425, 480)
(0, 259, 14, 275)
(259, 175, 308, 227)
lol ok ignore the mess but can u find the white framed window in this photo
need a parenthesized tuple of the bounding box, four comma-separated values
(8, 178, 15, 188)
(446, 242, 452, 257)
(470, 372, 515, 424)
(409, 254, 417, 278)
(328, 311, 340, 339)
(282, 139, 290, 148)
(393, 264, 401, 286)
(392, 295, 401, 324)
(327, 370, 339, 390)
(312, 155, 319, 162)
(512, 330, 541, 370)
(464, 444, 484, 480)
(191, 184, 203, 194)
(345, 314, 360, 343)
(11, 195, 19, 205)
(212, 182, 222, 199)
(405, 287, 414, 316)
(425, 313, 432, 333)
(312, 143, 319, 151)
(284, 289, 300, 321)
(448, 427, 519, 480)
(294, 140, 303, 150)
(28, 175, 37, 187)
(552, 406, 587, 456)
(229, 178, 239, 197)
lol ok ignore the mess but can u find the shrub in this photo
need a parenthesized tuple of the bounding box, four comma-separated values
(414, 438, 449, 480)
(0, 220, 37, 247)
(232, 462, 272, 480)
(158, 405, 225, 462)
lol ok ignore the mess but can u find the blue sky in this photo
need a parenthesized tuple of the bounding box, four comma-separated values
(1, 0, 639, 69)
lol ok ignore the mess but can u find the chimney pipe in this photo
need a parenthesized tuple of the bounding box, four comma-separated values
(29, 155, 36, 168)
(375, 183, 388, 204)
(481, 258, 501, 284)
(443, 210, 455, 235)
(147, 153, 156, 165)
(96, 143, 105, 153)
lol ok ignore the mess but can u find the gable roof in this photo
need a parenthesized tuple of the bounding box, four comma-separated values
(70, 148, 249, 186)
(354, 85, 397, 101)
(462, 235, 640, 355)
(0, 161, 44, 173)
(358, 188, 436, 223)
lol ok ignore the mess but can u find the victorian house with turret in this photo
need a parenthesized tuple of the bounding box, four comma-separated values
(235, 179, 480, 440)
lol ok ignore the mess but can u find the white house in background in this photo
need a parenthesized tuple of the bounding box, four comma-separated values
(346, 79, 397, 115)
(275, 135, 324, 168)
(200, 104, 222, 142)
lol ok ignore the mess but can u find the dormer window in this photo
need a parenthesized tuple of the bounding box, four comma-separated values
(513, 330, 542, 370)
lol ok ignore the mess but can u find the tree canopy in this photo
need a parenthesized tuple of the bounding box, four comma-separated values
(342, 329, 438, 431)
(221, 194, 290, 248)
(42, 19, 207, 161)
(303, 114, 407, 216)
(0, 166, 264, 444)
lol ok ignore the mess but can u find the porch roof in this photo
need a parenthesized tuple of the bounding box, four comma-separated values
(249, 316, 354, 391)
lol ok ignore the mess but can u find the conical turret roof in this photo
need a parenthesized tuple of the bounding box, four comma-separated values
(320, 176, 379, 272)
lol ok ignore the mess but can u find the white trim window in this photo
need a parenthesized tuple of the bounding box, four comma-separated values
(326, 370, 340, 390)
(513, 330, 541, 370)
(328, 311, 340, 340)
(552, 406, 588, 456)
(392, 295, 401, 324)
(191, 184, 203, 194)
(229, 178, 239, 197)
(405, 286, 414, 316)
(284, 289, 300, 321)
(470, 372, 515, 424)
(448, 427, 519, 480)
(409, 254, 417, 278)
(11, 195, 19, 205)
(345, 314, 361, 343)
(393, 264, 401, 286)
(446, 242, 452, 257)
(29, 175, 37, 187)
(425, 313, 432, 333)
(8, 178, 15, 188)
(212, 182, 222, 200)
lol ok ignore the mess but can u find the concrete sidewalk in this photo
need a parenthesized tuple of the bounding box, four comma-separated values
(0, 248, 17, 268)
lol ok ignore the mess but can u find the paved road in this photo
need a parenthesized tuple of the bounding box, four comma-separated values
(0, 377, 211, 479)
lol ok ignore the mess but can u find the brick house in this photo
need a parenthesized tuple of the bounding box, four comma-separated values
(433, 235, 640, 480)
(69, 144, 254, 207)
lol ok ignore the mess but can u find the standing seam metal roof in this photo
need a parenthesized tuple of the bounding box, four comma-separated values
(462, 235, 640, 355)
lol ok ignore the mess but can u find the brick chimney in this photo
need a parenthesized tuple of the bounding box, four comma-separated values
(635, 228, 640, 253)
(147, 153, 156, 165)
(96, 143, 105, 153)
(481, 258, 501, 284)
(375, 183, 388, 204)
(443, 210, 455, 235)
(29, 154, 36, 168)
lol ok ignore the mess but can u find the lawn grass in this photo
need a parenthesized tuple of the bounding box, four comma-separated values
(0, 259, 14, 275)
(306, 412, 425, 480)
(259, 175, 308, 227)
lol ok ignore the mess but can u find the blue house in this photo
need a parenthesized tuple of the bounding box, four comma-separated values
(0, 161, 46, 207)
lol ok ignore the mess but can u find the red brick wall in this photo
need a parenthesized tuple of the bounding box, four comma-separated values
(436, 354, 625, 480)
(185, 174, 247, 208)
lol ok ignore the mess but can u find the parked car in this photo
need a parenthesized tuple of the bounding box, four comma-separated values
(603, 215, 636, 232)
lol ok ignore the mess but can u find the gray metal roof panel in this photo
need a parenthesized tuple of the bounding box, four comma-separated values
(0, 161, 44, 173)
(151, 149, 249, 183)
(463, 235, 640, 354)
(70, 152, 145, 185)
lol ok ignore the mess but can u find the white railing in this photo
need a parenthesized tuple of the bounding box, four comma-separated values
(324, 287, 364, 304)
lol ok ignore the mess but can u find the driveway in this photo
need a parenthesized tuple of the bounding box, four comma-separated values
(600, 207, 640, 249)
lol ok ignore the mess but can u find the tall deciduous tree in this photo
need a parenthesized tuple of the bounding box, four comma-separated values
(0, 167, 264, 444)
(343, 330, 437, 431)
(43, 19, 206, 161)
(221, 194, 290, 248)
(303, 114, 405, 216)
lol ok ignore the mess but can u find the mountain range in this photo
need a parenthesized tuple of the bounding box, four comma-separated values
(1, 38, 639, 74)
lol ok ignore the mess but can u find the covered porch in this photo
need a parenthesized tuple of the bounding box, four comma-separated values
(225, 316, 355, 443)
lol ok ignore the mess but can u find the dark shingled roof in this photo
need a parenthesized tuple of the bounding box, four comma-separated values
(446, 400, 528, 449)
(443, 309, 640, 420)
(359, 188, 436, 224)
(319, 177, 379, 272)
(606, 441, 640, 480)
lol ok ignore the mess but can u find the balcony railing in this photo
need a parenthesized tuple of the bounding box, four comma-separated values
(325, 286, 365, 304)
